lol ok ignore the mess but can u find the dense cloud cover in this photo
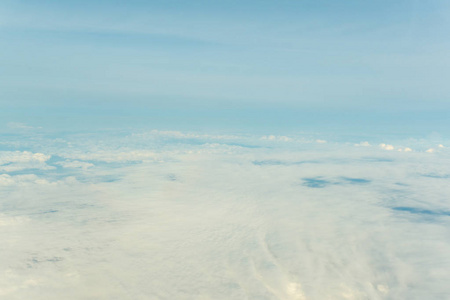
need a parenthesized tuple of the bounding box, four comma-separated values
(1, 129, 450, 299)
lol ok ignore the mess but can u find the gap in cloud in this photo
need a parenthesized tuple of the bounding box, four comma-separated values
(420, 173, 450, 179)
(166, 174, 178, 181)
(362, 157, 395, 163)
(302, 177, 331, 188)
(302, 176, 372, 188)
(392, 207, 450, 217)
(340, 177, 371, 184)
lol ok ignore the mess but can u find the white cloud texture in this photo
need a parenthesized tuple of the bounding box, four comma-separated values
(261, 135, 293, 142)
(61, 150, 159, 163)
(0, 151, 52, 172)
(0, 151, 50, 164)
(55, 160, 94, 170)
(1, 130, 450, 299)
(379, 143, 394, 150)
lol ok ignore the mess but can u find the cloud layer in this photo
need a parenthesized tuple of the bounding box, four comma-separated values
(1, 130, 450, 299)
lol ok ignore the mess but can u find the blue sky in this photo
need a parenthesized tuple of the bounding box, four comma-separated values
(1, 0, 449, 134)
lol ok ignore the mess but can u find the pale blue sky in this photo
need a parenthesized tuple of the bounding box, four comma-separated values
(1, 0, 449, 134)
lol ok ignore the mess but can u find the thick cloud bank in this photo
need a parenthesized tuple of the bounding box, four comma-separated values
(1, 130, 450, 299)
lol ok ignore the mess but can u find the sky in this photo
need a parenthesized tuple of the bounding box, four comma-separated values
(1, 0, 450, 135)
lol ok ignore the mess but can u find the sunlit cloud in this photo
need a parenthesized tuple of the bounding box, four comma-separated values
(0, 151, 53, 172)
(379, 143, 394, 150)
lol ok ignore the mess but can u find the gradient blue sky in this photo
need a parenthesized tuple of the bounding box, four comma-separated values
(1, 0, 449, 134)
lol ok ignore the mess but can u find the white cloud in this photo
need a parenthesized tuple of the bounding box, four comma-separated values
(0, 151, 50, 164)
(261, 135, 276, 140)
(61, 150, 159, 163)
(134, 130, 240, 141)
(316, 139, 327, 144)
(0, 173, 78, 186)
(0, 174, 47, 186)
(55, 160, 94, 170)
(6, 122, 34, 130)
(355, 141, 370, 147)
(426, 148, 435, 153)
(1, 130, 450, 299)
(0, 174, 15, 186)
(0, 151, 53, 172)
(278, 136, 292, 142)
(261, 135, 292, 142)
(0, 214, 29, 227)
(379, 143, 394, 150)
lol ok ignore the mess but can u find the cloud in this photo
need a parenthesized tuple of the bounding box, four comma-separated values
(134, 130, 240, 141)
(1, 130, 450, 299)
(260, 135, 292, 142)
(0, 213, 29, 227)
(355, 141, 370, 147)
(379, 143, 394, 150)
(55, 160, 94, 170)
(0, 151, 50, 164)
(0, 174, 49, 186)
(0, 151, 53, 172)
(61, 150, 159, 163)
(6, 122, 35, 130)
(0, 173, 78, 187)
